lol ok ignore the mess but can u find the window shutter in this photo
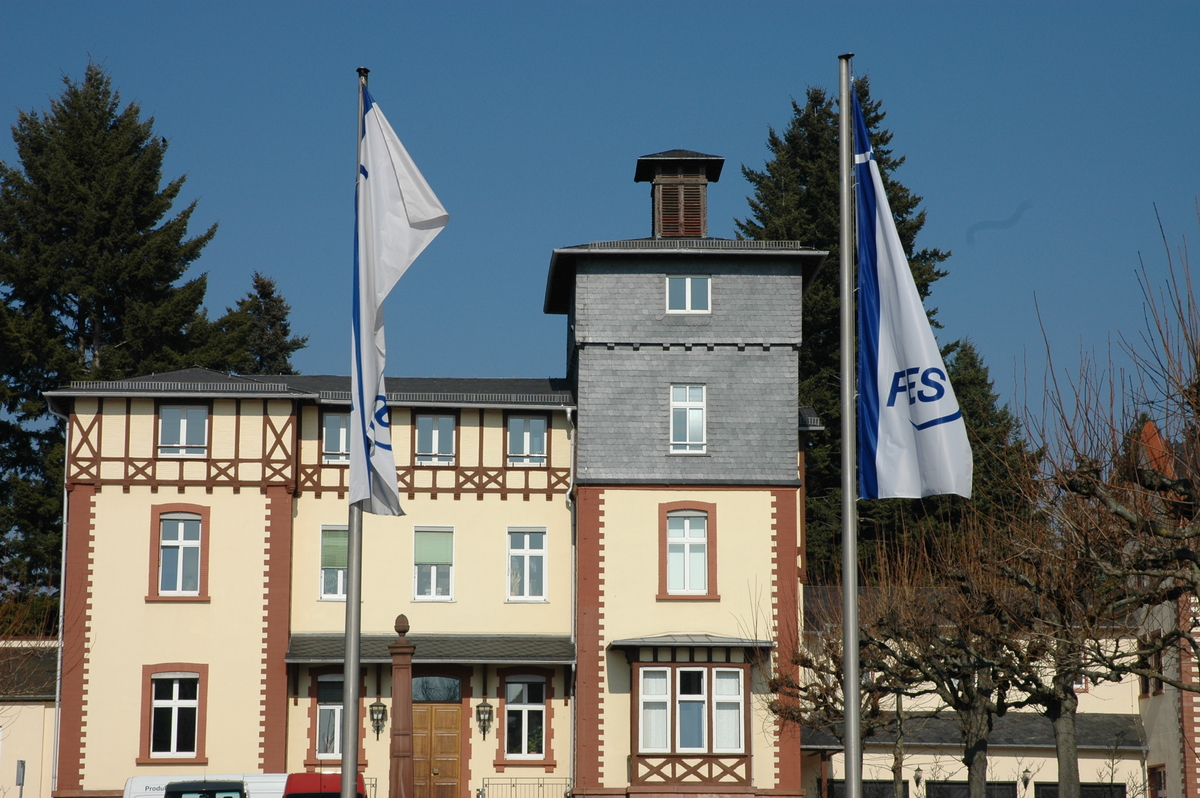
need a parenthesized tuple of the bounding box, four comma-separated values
(415, 530, 454, 565)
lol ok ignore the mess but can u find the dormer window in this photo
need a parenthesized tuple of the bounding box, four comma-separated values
(666, 276, 710, 313)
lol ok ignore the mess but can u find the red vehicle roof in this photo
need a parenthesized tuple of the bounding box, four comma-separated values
(283, 774, 365, 797)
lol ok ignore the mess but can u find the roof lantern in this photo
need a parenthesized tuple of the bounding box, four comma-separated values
(634, 149, 725, 239)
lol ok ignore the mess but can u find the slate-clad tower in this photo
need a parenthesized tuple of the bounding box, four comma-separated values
(544, 150, 827, 798)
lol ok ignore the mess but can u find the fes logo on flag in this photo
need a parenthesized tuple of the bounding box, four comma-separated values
(853, 88, 972, 500)
(350, 87, 449, 516)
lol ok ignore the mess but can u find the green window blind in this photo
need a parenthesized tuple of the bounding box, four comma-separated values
(322, 529, 348, 569)
(415, 530, 453, 565)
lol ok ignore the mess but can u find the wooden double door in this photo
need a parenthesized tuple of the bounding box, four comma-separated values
(413, 703, 462, 798)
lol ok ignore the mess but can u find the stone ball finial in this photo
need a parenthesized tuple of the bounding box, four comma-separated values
(395, 614, 410, 637)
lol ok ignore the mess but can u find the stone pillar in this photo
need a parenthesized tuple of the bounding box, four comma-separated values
(389, 615, 415, 798)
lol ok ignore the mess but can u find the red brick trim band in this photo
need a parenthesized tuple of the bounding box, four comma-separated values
(259, 486, 294, 771)
(574, 488, 606, 792)
(57, 483, 96, 791)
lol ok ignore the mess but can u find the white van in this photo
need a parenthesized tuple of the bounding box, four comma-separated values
(123, 774, 287, 798)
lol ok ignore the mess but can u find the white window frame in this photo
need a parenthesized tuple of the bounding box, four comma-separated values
(639, 668, 671, 753)
(159, 513, 202, 596)
(320, 525, 348, 601)
(665, 275, 711, 314)
(159, 406, 208, 457)
(711, 668, 745, 754)
(676, 668, 707, 753)
(507, 527, 547, 602)
(415, 414, 456, 465)
(504, 675, 546, 760)
(414, 527, 454, 601)
(322, 412, 350, 464)
(666, 512, 707, 595)
(670, 385, 706, 453)
(150, 672, 199, 757)
(315, 673, 344, 759)
(508, 416, 548, 467)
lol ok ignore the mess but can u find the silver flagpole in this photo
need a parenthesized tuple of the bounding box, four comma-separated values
(342, 65, 371, 798)
(837, 52, 862, 798)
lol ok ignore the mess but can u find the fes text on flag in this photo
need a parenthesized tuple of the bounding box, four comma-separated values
(853, 88, 971, 500)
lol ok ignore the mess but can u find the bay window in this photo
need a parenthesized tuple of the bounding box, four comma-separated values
(636, 665, 745, 755)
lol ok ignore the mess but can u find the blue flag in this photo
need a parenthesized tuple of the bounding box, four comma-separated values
(350, 87, 449, 515)
(854, 89, 972, 499)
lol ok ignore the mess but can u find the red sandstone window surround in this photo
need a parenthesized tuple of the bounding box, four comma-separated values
(146, 504, 211, 603)
(137, 663, 209, 764)
(494, 666, 557, 772)
(657, 501, 719, 600)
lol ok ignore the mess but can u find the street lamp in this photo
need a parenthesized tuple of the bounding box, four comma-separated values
(369, 698, 388, 740)
(476, 698, 494, 739)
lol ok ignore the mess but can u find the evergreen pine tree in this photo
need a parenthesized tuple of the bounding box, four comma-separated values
(0, 64, 284, 592)
(196, 273, 309, 375)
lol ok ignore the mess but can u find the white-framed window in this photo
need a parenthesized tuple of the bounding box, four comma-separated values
(666, 276, 710, 313)
(316, 673, 343, 758)
(508, 528, 546, 601)
(415, 414, 455, 465)
(666, 512, 707, 594)
(637, 665, 744, 755)
(323, 412, 350, 463)
(676, 668, 707, 752)
(414, 527, 453, 600)
(320, 526, 347, 600)
(712, 669, 744, 753)
(150, 673, 199, 756)
(508, 416, 547, 466)
(639, 669, 670, 753)
(159, 406, 207, 457)
(505, 676, 546, 759)
(670, 385, 706, 453)
(159, 514, 201, 595)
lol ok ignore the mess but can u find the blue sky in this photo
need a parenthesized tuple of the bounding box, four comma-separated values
(3, 2, 1198, 412)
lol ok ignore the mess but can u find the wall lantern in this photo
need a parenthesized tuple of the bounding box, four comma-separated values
(1021, 769, 1033, 791)
(476, 698, 494, 739)
(913, 767, 923, 789)
(369, 698, 388, 739)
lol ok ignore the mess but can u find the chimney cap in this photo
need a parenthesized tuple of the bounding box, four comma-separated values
(635, 150, 725, 183)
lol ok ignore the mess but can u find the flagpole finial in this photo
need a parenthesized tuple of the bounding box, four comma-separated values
(357, 67, 370, 81)
(839, 52, 854, 60)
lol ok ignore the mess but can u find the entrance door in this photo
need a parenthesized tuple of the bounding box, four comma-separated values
(413, 703, 461, 798)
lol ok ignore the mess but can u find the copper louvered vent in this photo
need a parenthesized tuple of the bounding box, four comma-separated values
(634, 150, 725, 239)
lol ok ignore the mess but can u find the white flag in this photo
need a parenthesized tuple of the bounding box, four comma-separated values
(350, 87, 448, 515)
(854, 89, 971, 499)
